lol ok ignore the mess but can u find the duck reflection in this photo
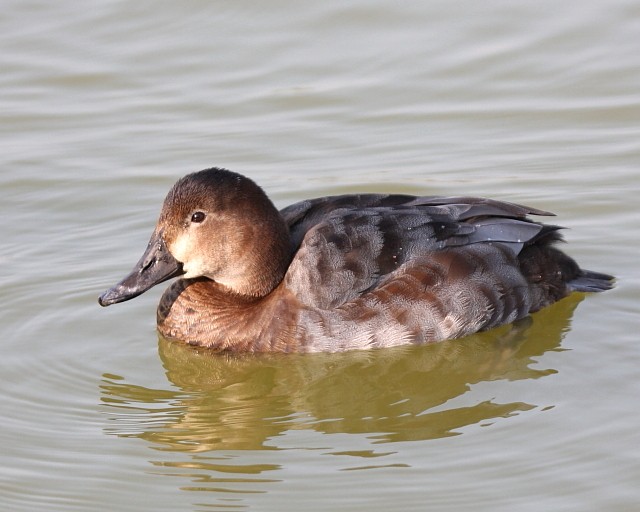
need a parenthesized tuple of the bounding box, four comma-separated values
(101, 293, 583, 453)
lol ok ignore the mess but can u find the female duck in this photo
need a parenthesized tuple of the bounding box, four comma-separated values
(99, 168, 613, 352)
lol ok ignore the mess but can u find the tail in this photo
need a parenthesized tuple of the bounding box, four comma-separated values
(568, 269, 615, 293)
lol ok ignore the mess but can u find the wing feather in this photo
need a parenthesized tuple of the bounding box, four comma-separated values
(281, 194, 559, 309)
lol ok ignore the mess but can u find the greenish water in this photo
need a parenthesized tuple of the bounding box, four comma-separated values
(1, 1, 639, 511)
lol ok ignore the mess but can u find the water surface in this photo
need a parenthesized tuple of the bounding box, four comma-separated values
(1, 1, 639, 511)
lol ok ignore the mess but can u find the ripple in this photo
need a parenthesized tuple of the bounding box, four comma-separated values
(2, 0, 639, 510)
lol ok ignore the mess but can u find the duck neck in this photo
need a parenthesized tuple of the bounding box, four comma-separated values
(217, 209, 292, 299)
(157, 276, 300, 351)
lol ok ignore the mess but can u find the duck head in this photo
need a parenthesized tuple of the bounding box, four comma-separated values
(99, 167, 291, 306)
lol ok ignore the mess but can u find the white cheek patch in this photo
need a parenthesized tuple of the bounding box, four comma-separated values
(182, 264, 199, 279)
(170, 233, 190, 263)
(169, 233, 206, 279)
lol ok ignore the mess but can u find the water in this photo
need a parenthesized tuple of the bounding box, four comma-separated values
(1, 1, 639, 510)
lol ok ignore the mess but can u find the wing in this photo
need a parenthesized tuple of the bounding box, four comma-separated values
(280, 194, 560, 309)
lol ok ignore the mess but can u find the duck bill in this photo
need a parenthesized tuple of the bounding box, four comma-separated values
(98, 231, 184, 306)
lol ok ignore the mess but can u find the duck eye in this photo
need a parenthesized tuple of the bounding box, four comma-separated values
(191, 211, 206, 223)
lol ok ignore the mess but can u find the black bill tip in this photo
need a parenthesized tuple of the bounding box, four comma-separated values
(98, 283, 146, 306)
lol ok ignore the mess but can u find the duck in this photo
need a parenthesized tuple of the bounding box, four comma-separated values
(99, 167, 614, 352)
